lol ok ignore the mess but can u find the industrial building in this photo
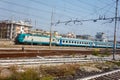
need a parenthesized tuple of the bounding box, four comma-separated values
(95, 32, 108, 42)
(76, 35, 93, 40)
(0, 20, 32, 40)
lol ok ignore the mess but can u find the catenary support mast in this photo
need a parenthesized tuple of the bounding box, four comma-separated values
(113, 0, 119, 60)
(49, 9, 54, 49)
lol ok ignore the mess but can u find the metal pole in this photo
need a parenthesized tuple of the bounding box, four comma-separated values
(49, 9, 54, 49)
(113, 0, 119, 60)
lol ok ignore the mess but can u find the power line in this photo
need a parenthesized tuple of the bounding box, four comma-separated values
(0, 0, 116, 21)
(28, 0, 77, 17)
(29, 0, 90, 18)
(78, 0, 115, 13)
(102, 2, 116, 16)
(76, 1, 116, 21)
(0, 0, 73, 18)
(77, 0, 100, 9)
(0, 6, 48, 20)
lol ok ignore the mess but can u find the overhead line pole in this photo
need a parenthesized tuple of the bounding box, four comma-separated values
(113, 0, 119, 60)
(49, 9, 54, 49)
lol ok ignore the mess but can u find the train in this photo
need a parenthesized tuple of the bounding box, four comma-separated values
(15, 33, 120, 48)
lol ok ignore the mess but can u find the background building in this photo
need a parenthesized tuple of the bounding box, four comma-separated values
(0, 20, 32, 40)
(95, 32, 108, 42)
(76, 34, 94, 40)
(60, 32, 76, 38)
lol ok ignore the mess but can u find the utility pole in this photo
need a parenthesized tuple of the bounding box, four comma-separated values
(49, 9, 54, 49)
(10, 16, 14, 40)
(113, 0, 119, 60)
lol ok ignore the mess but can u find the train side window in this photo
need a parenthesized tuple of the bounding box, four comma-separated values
(63, 40, 65, 43)
(52, 39, 55, 41)
(80, 42, 81, 44)
(80, 42, 82, 44)
(75, 41, 76, 44)
(76, 41, 78, 44)
(72, 41, 74, 43)
(69, 41, 71, 43)
(66, 41, 68, 43)
(74, 41, 76, 43)
(74, 41, 76, 44)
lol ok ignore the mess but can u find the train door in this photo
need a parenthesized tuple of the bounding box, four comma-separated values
(59, 39, 62, 46)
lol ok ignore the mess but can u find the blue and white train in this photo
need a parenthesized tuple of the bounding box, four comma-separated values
(15, 33, 120, 48)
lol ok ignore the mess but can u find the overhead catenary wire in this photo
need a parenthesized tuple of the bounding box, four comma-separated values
(78, 0, 115, 14)
(29, 0, 85, 18)
(0, 6, 52, 26)
(79, 1, 116, 20)
(54, 16, 120, 26)
(0, 0, 117, 22)
(0, 7, 48, 20)
(102, 2, 116, 16)
(0, 0, 73, 18)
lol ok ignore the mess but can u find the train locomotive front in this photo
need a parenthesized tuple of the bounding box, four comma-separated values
(15, 33, 58, 45)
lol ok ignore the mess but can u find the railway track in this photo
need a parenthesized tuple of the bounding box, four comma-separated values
(0, 47, 120, 58)
(0, 57, 92, 67)
(0, 56, 113, 67)
(0, 48, 93, 58)
(77, 69, 120, 80)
